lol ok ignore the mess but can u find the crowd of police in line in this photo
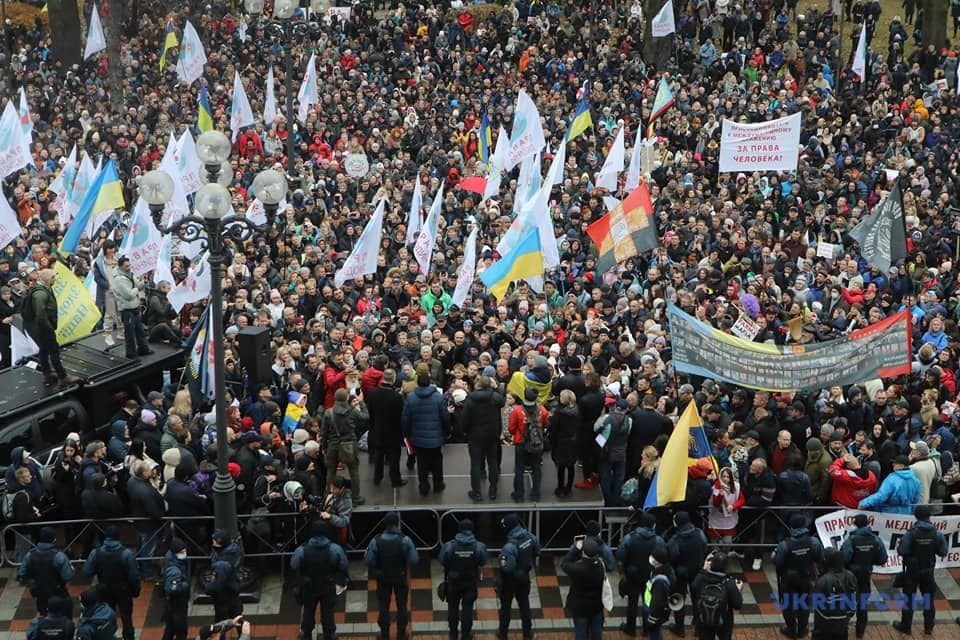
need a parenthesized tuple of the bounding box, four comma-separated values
(12, 499, 950, 640)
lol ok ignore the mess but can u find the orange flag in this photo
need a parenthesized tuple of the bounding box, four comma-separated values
(519, 48, 531, 73)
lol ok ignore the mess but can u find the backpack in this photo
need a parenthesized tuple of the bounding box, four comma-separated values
(524, 406, 545, 456)
(18, 286, 40, 324)
(2, 489, 26, 521)
(822, 574, 853, 618)
(696, 580, 730, 628)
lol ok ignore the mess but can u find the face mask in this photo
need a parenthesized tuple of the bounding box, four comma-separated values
(176, 551, 187, 560)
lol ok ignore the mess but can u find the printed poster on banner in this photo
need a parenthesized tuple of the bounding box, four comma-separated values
(816, 509, 960, 574)
(344, 152, 369, 178)
(52, 262, 101, 344)
(718, 112, 801, 173)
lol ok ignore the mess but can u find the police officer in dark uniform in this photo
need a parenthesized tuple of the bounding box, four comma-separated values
(363, 511, 419, 640)
(892, 505, 947, 635)
(812, 548, 858, 640)
(18, 526, 74, 617)
(439, 519, 487, 640)
(161, 538, 191, 640)
(773, 514, 823, 638)
(666, 511, 709, 637)
(496, 513, 541, 640)
(26, 595, 74, 640)
(616, 512, 665, 637)
(205, 529, 244, 623)
(291, 520, 348, 640)
(841, 514, 887, 638)
(82, 525, 141, 640)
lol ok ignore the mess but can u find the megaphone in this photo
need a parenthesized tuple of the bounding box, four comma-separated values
(668, 593, 686, 611)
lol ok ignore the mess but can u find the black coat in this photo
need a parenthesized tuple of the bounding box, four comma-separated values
(80, 484, 125, 521)
(366, 384, 406, 448)
(550, 404, 581, 467)
(560, 548, 606, 617)
(164, 479, 209, 518)
(126, 476, 165, 532)
(460, 389, 506, 444)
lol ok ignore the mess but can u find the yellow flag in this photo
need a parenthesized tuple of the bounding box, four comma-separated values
(52, 262, 102, 344)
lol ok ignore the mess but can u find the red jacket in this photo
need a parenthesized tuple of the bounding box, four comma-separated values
(508, 404, 549, 445)
(829, 457, 878, 508)
(323, 365, 348, 409)
(360, 367, 383, 397)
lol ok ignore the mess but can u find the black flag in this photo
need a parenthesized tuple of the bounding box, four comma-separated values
(848, 182, 906, 274)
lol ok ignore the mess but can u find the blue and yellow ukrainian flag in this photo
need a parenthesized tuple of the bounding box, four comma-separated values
(197, 81, 213, 132)
(479, 113, 492, 164)
(480, 229, 544, 300)
(60, 160, 125, 254)
(159, 19, 179, 71)
(568, 84, 593, 143)
(644, 401, 702, 509)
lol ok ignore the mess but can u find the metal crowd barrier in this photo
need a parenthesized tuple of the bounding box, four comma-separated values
(1, 507, 442, 567)
(4, 503, 949, 568)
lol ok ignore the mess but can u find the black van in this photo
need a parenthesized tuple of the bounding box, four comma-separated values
(0, 334, 185, 492)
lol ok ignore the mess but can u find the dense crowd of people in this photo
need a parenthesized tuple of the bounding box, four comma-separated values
(2, 0, 960, 636)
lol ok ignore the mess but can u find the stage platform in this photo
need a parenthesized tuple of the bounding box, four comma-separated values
(350, 443, 604, 512)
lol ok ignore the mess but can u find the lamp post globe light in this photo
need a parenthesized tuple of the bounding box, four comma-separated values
(140, 164, 285, 539)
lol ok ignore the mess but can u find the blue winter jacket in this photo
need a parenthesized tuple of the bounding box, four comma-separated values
(18, 541, 75, 586)
(76, 603, 117, 640)
(858, 468, 920, 514)
(401, 385, 451, 449)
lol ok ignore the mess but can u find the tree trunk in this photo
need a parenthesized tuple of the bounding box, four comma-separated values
(103, 0, 124, 116)
(922, 0, 947, 50)
(47, 0, 82, 67)
(642, 0, 673, 71)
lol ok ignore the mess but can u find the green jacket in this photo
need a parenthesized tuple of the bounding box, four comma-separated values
(25, 285, 58, 333)
(420, 289, 452, 326)
(804, 451, 832, 504)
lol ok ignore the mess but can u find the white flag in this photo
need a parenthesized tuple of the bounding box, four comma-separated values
(11, 325, 38, 366)
(335, 199, 386, 287)
(83, 4, 106, 60)
(596, 127, 625, 192)
(451, 226, 478, 307)
(297, 53, 318, 124)
(168, 252, 212, 313)
(406, 175, 423, 245)
(65, 152, 97, 225)
(176, 20, 207, 85)
(245, 196, 287, 226)
(119, 198, 164, 277)
(545, 134, 566, 187)
(175, 131, 204, 195)
(413, 180, 444, 275)
(625, 126, 643, 191)
(504, 89, 546, 171)
(158, 132, 191, 227)
(264, 65, 278, 125)
(483, 126, 510, 199)
(51, 144, 78, 226)
(0, 101, 32, 178)
(651, 0, 676, 37)
(603, 196, 621, 212)
(230, 71, 255, 142)
(18, 87, 33, 137)
(852, 21, 867, 85)
(153, 234, 175, 286)
(0, 192, 20, 250)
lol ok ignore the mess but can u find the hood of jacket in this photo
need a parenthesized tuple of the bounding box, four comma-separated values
(306, 536, 333, 550)
(100, 537, 126, 552)
(414, 385, 438, 400)
(674, 522, 699, 538)
(633, 526, 658, 541)
(788, 527, 809, 540)
(110, 420, 127, 439)
(332, 401, 353, 417)
(453, 531, 477, 545)
(10, 446, 25, 466)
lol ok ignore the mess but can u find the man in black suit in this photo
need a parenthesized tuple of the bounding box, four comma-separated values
(366, 369, 407, 487)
